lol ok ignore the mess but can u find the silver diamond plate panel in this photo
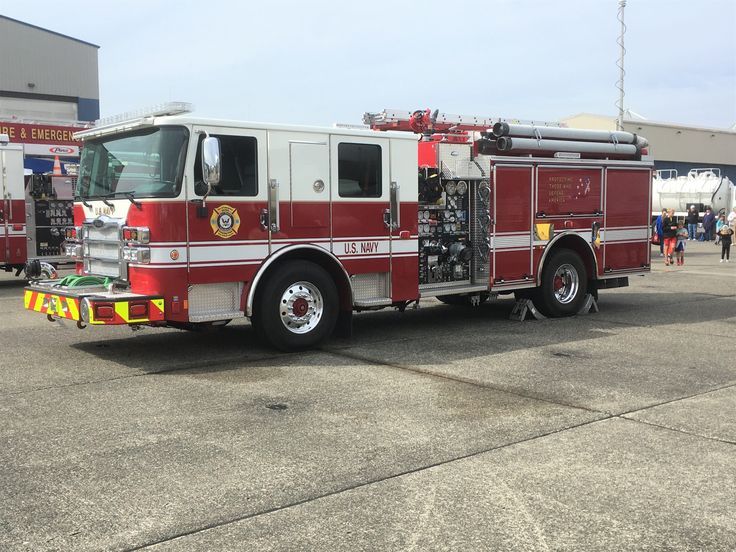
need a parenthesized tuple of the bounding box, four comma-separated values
(470, 180, 492, 284)
(438, 144, 489, 180)
(350, 273, 389, 302)
(188, 282, 244, 322)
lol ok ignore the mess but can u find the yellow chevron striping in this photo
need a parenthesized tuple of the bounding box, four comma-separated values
(34, 293, 45, 312)
(67, 298, 79, 320)
(114, 302, 128, 323)
(151, 298, 165, 314)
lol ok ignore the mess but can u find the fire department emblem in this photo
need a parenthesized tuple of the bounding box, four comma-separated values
(210, 205, 240, 239)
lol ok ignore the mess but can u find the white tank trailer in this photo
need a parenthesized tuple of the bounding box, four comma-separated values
(652, 168, 736, 219)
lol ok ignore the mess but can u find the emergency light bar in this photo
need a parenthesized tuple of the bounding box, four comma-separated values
(94, 102, 193, 128)
(74, 102, 193, 140)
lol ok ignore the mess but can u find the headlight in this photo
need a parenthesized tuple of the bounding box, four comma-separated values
(64, 242, 82, 259)
(122, 246, 151, 264)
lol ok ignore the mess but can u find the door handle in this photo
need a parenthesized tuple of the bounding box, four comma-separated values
(383, 208, 391, 229)
(259, 208, 268, 231)
(389, 181, 400, 231)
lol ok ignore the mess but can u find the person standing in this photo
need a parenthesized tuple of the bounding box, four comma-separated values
(654, 209, 666, 256)
(701, 208, 715, 241)
(715, 214, 727, 245)
(675, 221, 688, 265)
(686, 205, 699, 240)
(718, 222, 733, 262)
(662, 209, 678, 266)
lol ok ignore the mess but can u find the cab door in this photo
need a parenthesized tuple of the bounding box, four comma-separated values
(186, 126, 268, 288)
(266, 131, 331, 251)
(330, 135, 392, 305)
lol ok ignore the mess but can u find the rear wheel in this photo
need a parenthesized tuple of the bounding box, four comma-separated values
(254, 260, 338, 351)
(535, 249, 587, 317)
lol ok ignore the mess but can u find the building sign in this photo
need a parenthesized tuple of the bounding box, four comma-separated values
(24, 143, 81, 157)
(0, 122, 86, 145)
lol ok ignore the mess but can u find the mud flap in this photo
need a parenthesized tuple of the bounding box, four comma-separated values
(334, 309, 353, 337)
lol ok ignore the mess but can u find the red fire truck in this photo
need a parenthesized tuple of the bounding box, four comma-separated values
(23, 103, 652, 350)
(1, 134, 77, 279)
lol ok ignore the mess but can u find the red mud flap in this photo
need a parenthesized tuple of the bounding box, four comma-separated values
(24, 288, 165, 325)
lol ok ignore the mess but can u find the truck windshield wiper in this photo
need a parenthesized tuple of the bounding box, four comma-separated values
(74, 195, 92, 208)
(104, 191, 143, 210)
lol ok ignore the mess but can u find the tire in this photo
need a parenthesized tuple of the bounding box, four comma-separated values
(535, 248, 587, 317)
(253, 260, 338, 351)
(437, 293, 489, 306)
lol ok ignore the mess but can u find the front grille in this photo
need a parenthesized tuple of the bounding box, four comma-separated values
(83, 217, 125, 279)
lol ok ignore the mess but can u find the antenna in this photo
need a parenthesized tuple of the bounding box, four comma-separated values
(615, 0, 627, 131)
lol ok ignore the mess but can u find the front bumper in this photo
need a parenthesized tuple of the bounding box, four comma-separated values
(24, 282, 165, 325)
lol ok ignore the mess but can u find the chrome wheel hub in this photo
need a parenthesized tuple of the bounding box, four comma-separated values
(279, 281, 323, 334)
(552, 264, 579, 304)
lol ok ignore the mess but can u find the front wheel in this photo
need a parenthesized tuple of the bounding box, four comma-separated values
(254, 260, 338, 351)
(535, 249, 587, 317)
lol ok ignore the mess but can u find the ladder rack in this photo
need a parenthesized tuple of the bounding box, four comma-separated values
(364, 109, 563, 133)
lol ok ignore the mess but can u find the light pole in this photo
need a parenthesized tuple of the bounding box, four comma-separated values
(616, 0, 627, 131)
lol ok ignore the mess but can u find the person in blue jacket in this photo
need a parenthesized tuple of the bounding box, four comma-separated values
(654, 209, 666, 256)
(701, 208, 715, 241)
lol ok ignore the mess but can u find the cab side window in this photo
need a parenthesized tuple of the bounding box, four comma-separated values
(338, 143, 382, 198)
(195, 134, 258, 196)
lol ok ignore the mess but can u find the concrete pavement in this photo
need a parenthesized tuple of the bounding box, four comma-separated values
(0, 241, 734, 551)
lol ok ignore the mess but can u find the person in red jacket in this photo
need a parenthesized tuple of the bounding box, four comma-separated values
(661, 209, 678, 266)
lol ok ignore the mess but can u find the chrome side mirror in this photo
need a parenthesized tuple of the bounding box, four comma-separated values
(199, 136, 221, 196)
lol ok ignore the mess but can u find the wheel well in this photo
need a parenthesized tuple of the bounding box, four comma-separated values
(247, 247, 352, 317)
(539, 234, 597, 285)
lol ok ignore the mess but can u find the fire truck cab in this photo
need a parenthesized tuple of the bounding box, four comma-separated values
(24, 103, 652, 350)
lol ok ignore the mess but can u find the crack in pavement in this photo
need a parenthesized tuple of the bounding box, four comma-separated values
(619, 415, 736, 446)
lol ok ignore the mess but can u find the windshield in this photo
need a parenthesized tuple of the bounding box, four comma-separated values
(77, 126, 189, 199)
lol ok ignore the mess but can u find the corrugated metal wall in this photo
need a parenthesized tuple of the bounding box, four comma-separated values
(562, 114, 736, 167)
(0, 17, 98, 100)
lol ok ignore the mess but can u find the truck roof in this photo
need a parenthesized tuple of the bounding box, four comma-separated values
(75, 113, 419, 142)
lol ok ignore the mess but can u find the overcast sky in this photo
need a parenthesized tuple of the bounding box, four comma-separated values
(2, 0, 735, 128)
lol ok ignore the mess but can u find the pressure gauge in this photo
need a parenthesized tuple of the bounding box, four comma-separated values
(444, 223, 452, 232)
(424, 210, 431, 220)
(445, 181, 457, 196)
(456, 180, 468, 195)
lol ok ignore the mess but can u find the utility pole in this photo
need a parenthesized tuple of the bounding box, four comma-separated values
(616, 0, 627, 131)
